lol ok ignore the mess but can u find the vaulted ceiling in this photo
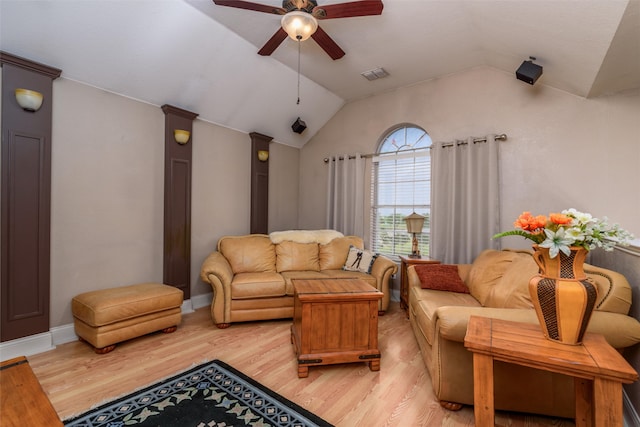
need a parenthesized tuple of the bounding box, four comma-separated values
(2, 0, 639, 148)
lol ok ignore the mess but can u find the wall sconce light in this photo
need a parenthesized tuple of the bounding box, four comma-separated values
(404, 212, 425, 258)
(257, 150, 269, 162)
(173, 129, 190, 145)
(15, 88, 44, 112)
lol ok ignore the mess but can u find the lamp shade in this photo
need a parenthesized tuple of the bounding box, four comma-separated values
(281, 11, 318, 41)
(404, 212, 425, 234)
(15, 88, 44, 112)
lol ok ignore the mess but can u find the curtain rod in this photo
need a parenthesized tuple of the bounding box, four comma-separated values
(323, 133, 507, 163)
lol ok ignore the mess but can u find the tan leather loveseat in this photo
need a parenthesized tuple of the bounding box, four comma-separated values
(407, 248, 640, 418)
(200, 230, 397, 328)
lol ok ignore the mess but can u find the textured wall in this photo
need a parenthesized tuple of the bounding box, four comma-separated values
(591, 247, 640, 421)
(298, 66, 640, 248)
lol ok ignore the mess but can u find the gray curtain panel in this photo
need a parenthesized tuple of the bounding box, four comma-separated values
(431, 135, 501, 264)
(325, 153, 365, 236)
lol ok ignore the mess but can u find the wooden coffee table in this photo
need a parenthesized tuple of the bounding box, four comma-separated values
(291, 278, 383, 378)
(464, 316, 638, 427)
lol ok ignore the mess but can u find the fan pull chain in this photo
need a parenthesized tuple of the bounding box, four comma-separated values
(297, 40, 301, 105)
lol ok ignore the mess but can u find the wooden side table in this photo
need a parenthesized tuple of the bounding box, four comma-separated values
(0, 356, 62, 427)
(291, 278, 383, 378)
(464, 316, 638, 427)
(399, 255, 440, 315)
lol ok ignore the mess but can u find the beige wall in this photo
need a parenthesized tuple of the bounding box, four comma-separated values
(49, 78, 300, 326)
(299, 66, 640, 245)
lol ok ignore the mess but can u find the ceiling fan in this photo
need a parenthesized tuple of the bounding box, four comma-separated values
(212, 0, 384, 60)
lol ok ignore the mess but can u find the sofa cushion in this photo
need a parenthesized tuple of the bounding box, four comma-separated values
(219, 235, 276, 274)
(466, 249, 525, 306)
(415, 264, 469, 294)
(282, 271, 327, 295)
(276, 241, 320, 272)
(319, 236, 364, 270)
(343, 246, 378, 273)
(484, 253, 537, 308)
(409, 286, 480, 345)
(231, 272, 285, 299)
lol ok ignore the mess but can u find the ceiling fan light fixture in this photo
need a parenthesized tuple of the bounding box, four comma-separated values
(281, 11, 318, 41)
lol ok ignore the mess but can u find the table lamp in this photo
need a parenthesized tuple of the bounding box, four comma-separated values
(404, 212, 425, 258)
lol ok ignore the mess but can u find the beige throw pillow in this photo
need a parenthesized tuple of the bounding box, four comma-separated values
(342, 245, 378, 274)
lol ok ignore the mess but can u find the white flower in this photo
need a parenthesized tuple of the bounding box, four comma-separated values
(539, 228, 573, 258)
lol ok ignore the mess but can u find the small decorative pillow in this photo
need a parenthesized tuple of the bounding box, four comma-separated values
(415, 264, 469, 293)
(342, 245, 378, 274)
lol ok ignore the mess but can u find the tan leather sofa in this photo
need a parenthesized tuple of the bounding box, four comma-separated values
(407, 248, 640, 418)
(200, 230, 397, 328)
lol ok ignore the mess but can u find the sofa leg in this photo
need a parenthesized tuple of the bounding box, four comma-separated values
(439, 400, 463, 411)
(94, 344, 116, 354)
(216, 323, 231, 329)
(162, 326, 177, 333)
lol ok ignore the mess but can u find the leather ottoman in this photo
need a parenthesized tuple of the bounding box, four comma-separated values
(72, 283, 183, 353)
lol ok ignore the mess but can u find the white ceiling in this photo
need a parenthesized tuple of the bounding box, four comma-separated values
(2, 0, 639, 148)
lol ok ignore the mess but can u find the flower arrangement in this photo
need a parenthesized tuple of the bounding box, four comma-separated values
(493, 208, 634, 258)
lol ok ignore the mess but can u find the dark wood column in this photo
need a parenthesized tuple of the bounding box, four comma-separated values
(0, 52, 61, 342)
(250, 132, 272, 234)
(162, 105, 198, 300)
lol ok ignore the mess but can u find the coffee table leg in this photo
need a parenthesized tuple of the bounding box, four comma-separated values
(473, 352, 495, 427)
(298, 365, 309, 378)
(593, 378, 623, 427)
(369, 359, 380, 371)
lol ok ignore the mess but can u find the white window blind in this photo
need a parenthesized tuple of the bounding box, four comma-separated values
(370, 149, 431, 258)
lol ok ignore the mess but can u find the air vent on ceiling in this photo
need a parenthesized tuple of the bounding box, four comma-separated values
(361, 67, 389, 81)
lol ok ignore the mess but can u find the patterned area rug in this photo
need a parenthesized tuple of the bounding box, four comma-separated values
(64, 359, 333, 427)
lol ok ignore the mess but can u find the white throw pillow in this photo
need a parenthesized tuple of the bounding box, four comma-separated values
(342, 245, 378, 274)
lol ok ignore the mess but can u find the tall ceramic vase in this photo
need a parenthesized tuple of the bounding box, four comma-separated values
(528, 245, 598, 345)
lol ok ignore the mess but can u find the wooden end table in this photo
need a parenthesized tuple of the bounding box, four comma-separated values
(399, 255, 440, 315)
(291, 278, 383, 378)
(464, 316, 638, 427)
(0, 356, 62, 426)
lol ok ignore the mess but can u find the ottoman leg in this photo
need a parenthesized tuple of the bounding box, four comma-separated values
(78, 335, 116, 354)
(94, 344, 116, 354)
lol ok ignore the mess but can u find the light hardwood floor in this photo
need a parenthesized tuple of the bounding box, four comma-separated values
(27, 302, 575, 426)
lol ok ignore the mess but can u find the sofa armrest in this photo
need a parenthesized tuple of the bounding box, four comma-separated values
(199, 251, 234, 325)
(433, 305, 640, 349)
(200, 251, 234, 285)
(370, 255, 398, 312)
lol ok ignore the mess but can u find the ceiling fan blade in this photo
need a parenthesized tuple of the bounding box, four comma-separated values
(311, 26, 345, 60)
(312, 0, 383, 19)
(258, 27, 288, 56)
(212, 0, 286, 15)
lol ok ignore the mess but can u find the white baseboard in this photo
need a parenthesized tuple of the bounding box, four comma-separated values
(51, 323, 78, 346)
(0, 296, 211, 362)
(0, 331, 55, 362)
(190, 292, 213, 310)
(624, 389, 640, 427)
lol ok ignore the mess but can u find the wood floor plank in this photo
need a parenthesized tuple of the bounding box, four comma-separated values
(26, 302, 575, 426)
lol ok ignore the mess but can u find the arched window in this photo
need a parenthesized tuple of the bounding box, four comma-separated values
(370, 124, 432, 258)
